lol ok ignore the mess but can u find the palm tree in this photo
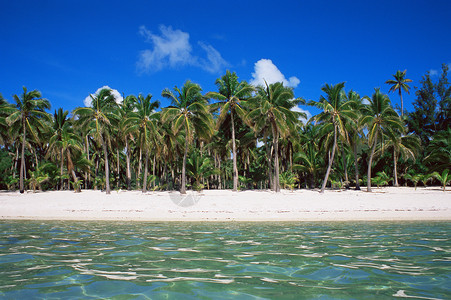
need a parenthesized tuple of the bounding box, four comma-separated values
(249, 82, 300, 192)
(385, 70, 412, 117)
(120, 95, 138, 190)
(345, 91, 364, 190)
(376, 132, 420, 186)
(6, 87, 51, 193)
(162, 81, 214, 194)
(206, 71, 254, 191)
(309, 82, 357, 193)
(124, 94, 160, 193)
(360, 88, 404, 192)
(0, 94, 12, 147)
(46, 108, 71, 190)
(293, 123, 323, 189)
(432, 169, 450, 191)
(73, 88, 119, 194)
(186, 150, 218, 191)
(424, 128, 450, 173)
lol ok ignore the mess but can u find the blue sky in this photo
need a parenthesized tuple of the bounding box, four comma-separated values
(1, 0, 450, 118)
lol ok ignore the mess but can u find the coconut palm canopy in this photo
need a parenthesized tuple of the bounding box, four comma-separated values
(0, 66, 450, 193)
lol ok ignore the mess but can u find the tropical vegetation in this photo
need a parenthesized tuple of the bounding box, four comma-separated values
(0, 65, 449, 193)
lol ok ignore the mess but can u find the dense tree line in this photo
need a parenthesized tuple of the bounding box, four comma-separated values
(0, 65, 450, 194)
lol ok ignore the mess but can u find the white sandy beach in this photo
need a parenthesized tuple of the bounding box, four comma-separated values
(0, 187, 449, 221)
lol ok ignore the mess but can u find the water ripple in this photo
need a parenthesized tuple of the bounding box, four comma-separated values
(0, 221, 449, 299)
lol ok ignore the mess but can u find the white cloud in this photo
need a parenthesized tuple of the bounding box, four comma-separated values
(138, 25, 194, 72)
(137, 25, 227, 74)
(197, 42, 228, 73)
(250, 59, 300, 88)
(84, 86, 123, 107)
(291, 105, 312, 122)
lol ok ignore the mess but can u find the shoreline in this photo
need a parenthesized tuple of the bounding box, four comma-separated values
(0, 187, 449, 222)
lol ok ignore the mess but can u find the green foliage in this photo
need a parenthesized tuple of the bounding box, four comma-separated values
(238, 175, 253, 190)
(407, 64, 450, 146)
(279, 171, 298, 190)
(432, 169, 450, 191)
(186, 150, 217, 192)
(27, 166, 50, 192)
(0, 149, 13, 188)
(425, 128, 451, 173)
(371, 171, 391, 188)
(71, 179, 83, 193)
(385, 69, 412, 116)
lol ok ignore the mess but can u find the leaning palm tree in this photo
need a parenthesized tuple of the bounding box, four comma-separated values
(206, 70, 254, 191)
(249, 82, 301, 192)
(385, 70, 412, 117)
(6, 87, 51, 193)
(360, 88, 404, 192)
(309, 82, 357, 193)
(73, 88, 119, 194)
(162, 81, 214, 194)
(124, 94, 160, 193)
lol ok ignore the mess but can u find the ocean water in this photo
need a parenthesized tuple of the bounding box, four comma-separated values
(0, 221, 449, 299)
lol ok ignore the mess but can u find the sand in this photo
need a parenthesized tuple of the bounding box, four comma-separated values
(0, 187, 449, 222)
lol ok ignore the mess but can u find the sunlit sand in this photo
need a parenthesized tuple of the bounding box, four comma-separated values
(0, 187, 449, 221)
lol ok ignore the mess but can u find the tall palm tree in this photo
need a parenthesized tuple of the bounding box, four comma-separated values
(118, 95, 139, 190)
(309, 82, 357, 193)
(293, 123, 323, 189)
(206, 70, 254, 191)
(46, 108, 71, 190)
(124, 94, 160, 193)
(346, 90, 364, 190)
(162, 81, 214, 194)
(360, 88, 404, 192)
(6, 87, 51, 193)
(249, 82, 300, 192)
(385, 70, 412, 117)
(73, 88, 119, 194)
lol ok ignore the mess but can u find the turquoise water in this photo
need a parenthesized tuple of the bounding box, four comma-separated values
(0, 221, 450, 299)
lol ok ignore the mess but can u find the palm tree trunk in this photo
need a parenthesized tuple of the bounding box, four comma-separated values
(181, 133, 188, 194)
(367, 134, 378, 192)
(266, 140, 273, 190)
(152, 155, 156, 189)
(231, 111, 238, 191)
(272, 126, 280, 193)
(85, 135, 90, 189)
(101, 136, 111, 194)
(341, 143, 349, 189)
(143, 150, 148, 193)
(13, 146, 19, 179)
(399, 89, 403, 118)
(393, 150, 399, 187)
(116, 147, 120, 189)
(320, 126, 337, 193)
(353, 141, 360, 190)
(218, 154, 222, 189)
(125, 137, 131, 190)
(138, 148, 142, 189)
(60, 148, 64, 190)
(67, 151, 79, 192)
(20, 118, 27, 193)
